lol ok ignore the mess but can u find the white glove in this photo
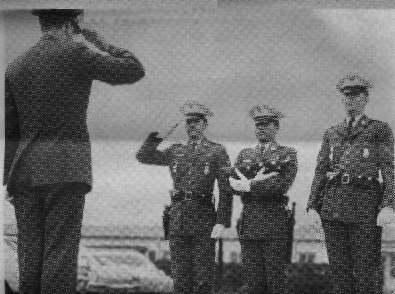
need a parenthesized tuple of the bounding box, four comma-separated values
(230, 169, 280, 193)
(304, 208, 324, 240)
(306, 207, 321, 220)
(211, 224, 225, 239)
(4, 188, 14, 205)
(253, 169, 279, 181)
(377, 207, 395, 227)
(230, 169, 251, 192)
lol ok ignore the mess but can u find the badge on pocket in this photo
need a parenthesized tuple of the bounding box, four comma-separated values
(363, 148, 369, 158)
(172, 163, 178, 173)
(204, 163, 210, 175)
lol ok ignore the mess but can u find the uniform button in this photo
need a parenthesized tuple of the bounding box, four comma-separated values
(333, 212, 339, 218)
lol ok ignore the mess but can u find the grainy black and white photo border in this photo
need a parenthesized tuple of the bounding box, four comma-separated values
(1, 1, 395, 293)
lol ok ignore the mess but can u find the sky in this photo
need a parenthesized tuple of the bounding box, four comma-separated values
(3, 5, 395, 142)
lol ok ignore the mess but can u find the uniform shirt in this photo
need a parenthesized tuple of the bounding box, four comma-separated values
(136, 134, 233, 228)
(4, 34, 145, 192)
(236, 142, 298, 198)
(235, 141, 298, 240)
(308, 115, 394, 219)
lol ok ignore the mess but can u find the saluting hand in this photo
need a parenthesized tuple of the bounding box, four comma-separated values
(253, 169, 279, 181)
(230, 169, 251, 192)
(83, 28, 111, 51)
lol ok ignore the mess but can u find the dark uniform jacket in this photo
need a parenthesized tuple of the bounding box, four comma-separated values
(136, 134, 233, 237)
(4, 34, 145, 193)
(308, 115, 394, 223)
(236, 142, 298, 240)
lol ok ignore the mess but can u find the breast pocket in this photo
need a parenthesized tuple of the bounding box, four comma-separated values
(354, 142, 377, 165)
(196, 155, 215, 178)
(328, 141, 342, 164)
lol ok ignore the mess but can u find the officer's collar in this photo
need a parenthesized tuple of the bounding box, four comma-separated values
(257, 141, 277, 152)
(41, 32, 71, 43)
(187, 138, 203, 146)
(345, 114, 366, 126)
(338, 114, 370, 137)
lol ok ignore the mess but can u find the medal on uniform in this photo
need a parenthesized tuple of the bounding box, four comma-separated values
(204, 163, 210, 175)
(271, 155, 278, 166)
(172, 163, 177, 173)
(363, 148, 369, 158)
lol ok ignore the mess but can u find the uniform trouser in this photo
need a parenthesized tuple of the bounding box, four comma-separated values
(12, 183, 86, 294)
(169, 235, 215, 294)
(322, 220, 382, 294)
(239, 239, 288, 294)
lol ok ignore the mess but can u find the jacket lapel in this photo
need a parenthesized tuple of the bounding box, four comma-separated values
(178, 138, 209, 177)
(335, 120, 348, 138)
(255, 142, 278, 160)
(265, 142, 279, 161)
(173, 144, 190, 179)
(194, 138, 210, 156)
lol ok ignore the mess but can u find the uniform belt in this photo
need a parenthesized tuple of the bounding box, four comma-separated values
(328, 172, 380, 189)
(171, 190, 213, 204)
(242, 193, 289, 206)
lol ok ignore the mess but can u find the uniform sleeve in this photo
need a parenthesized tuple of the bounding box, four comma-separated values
(136, 132, 171, 166)
(215, 146, 233, 228)
(249, 148, 298, 197)
(74, 42, 145, 85)
(307, 131, 331, 211)
(377, 123, 394, 209)
(3, 77, 20, 186)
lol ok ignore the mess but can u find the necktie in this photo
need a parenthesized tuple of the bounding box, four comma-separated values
(346, 116, 355, 137)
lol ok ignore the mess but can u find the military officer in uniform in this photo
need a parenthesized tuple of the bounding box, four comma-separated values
(230, 105, 298, 294)
(3, 9, 145, 294)
(307, 74, 395, 294)
(136, 101, 233, 294)
(4, 9, 145, 294)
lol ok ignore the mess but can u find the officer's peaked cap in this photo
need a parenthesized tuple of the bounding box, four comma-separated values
(180, 101, 214, 120)
(337, 74, 372, 92)
(249, 104, 284, 123)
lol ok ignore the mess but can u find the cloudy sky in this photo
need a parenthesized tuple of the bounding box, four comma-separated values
(4, 5, 395, 142)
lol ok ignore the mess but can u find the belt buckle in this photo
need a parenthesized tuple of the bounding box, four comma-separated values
(184, 191, 193, 201)
(341, 173, 350, 184)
